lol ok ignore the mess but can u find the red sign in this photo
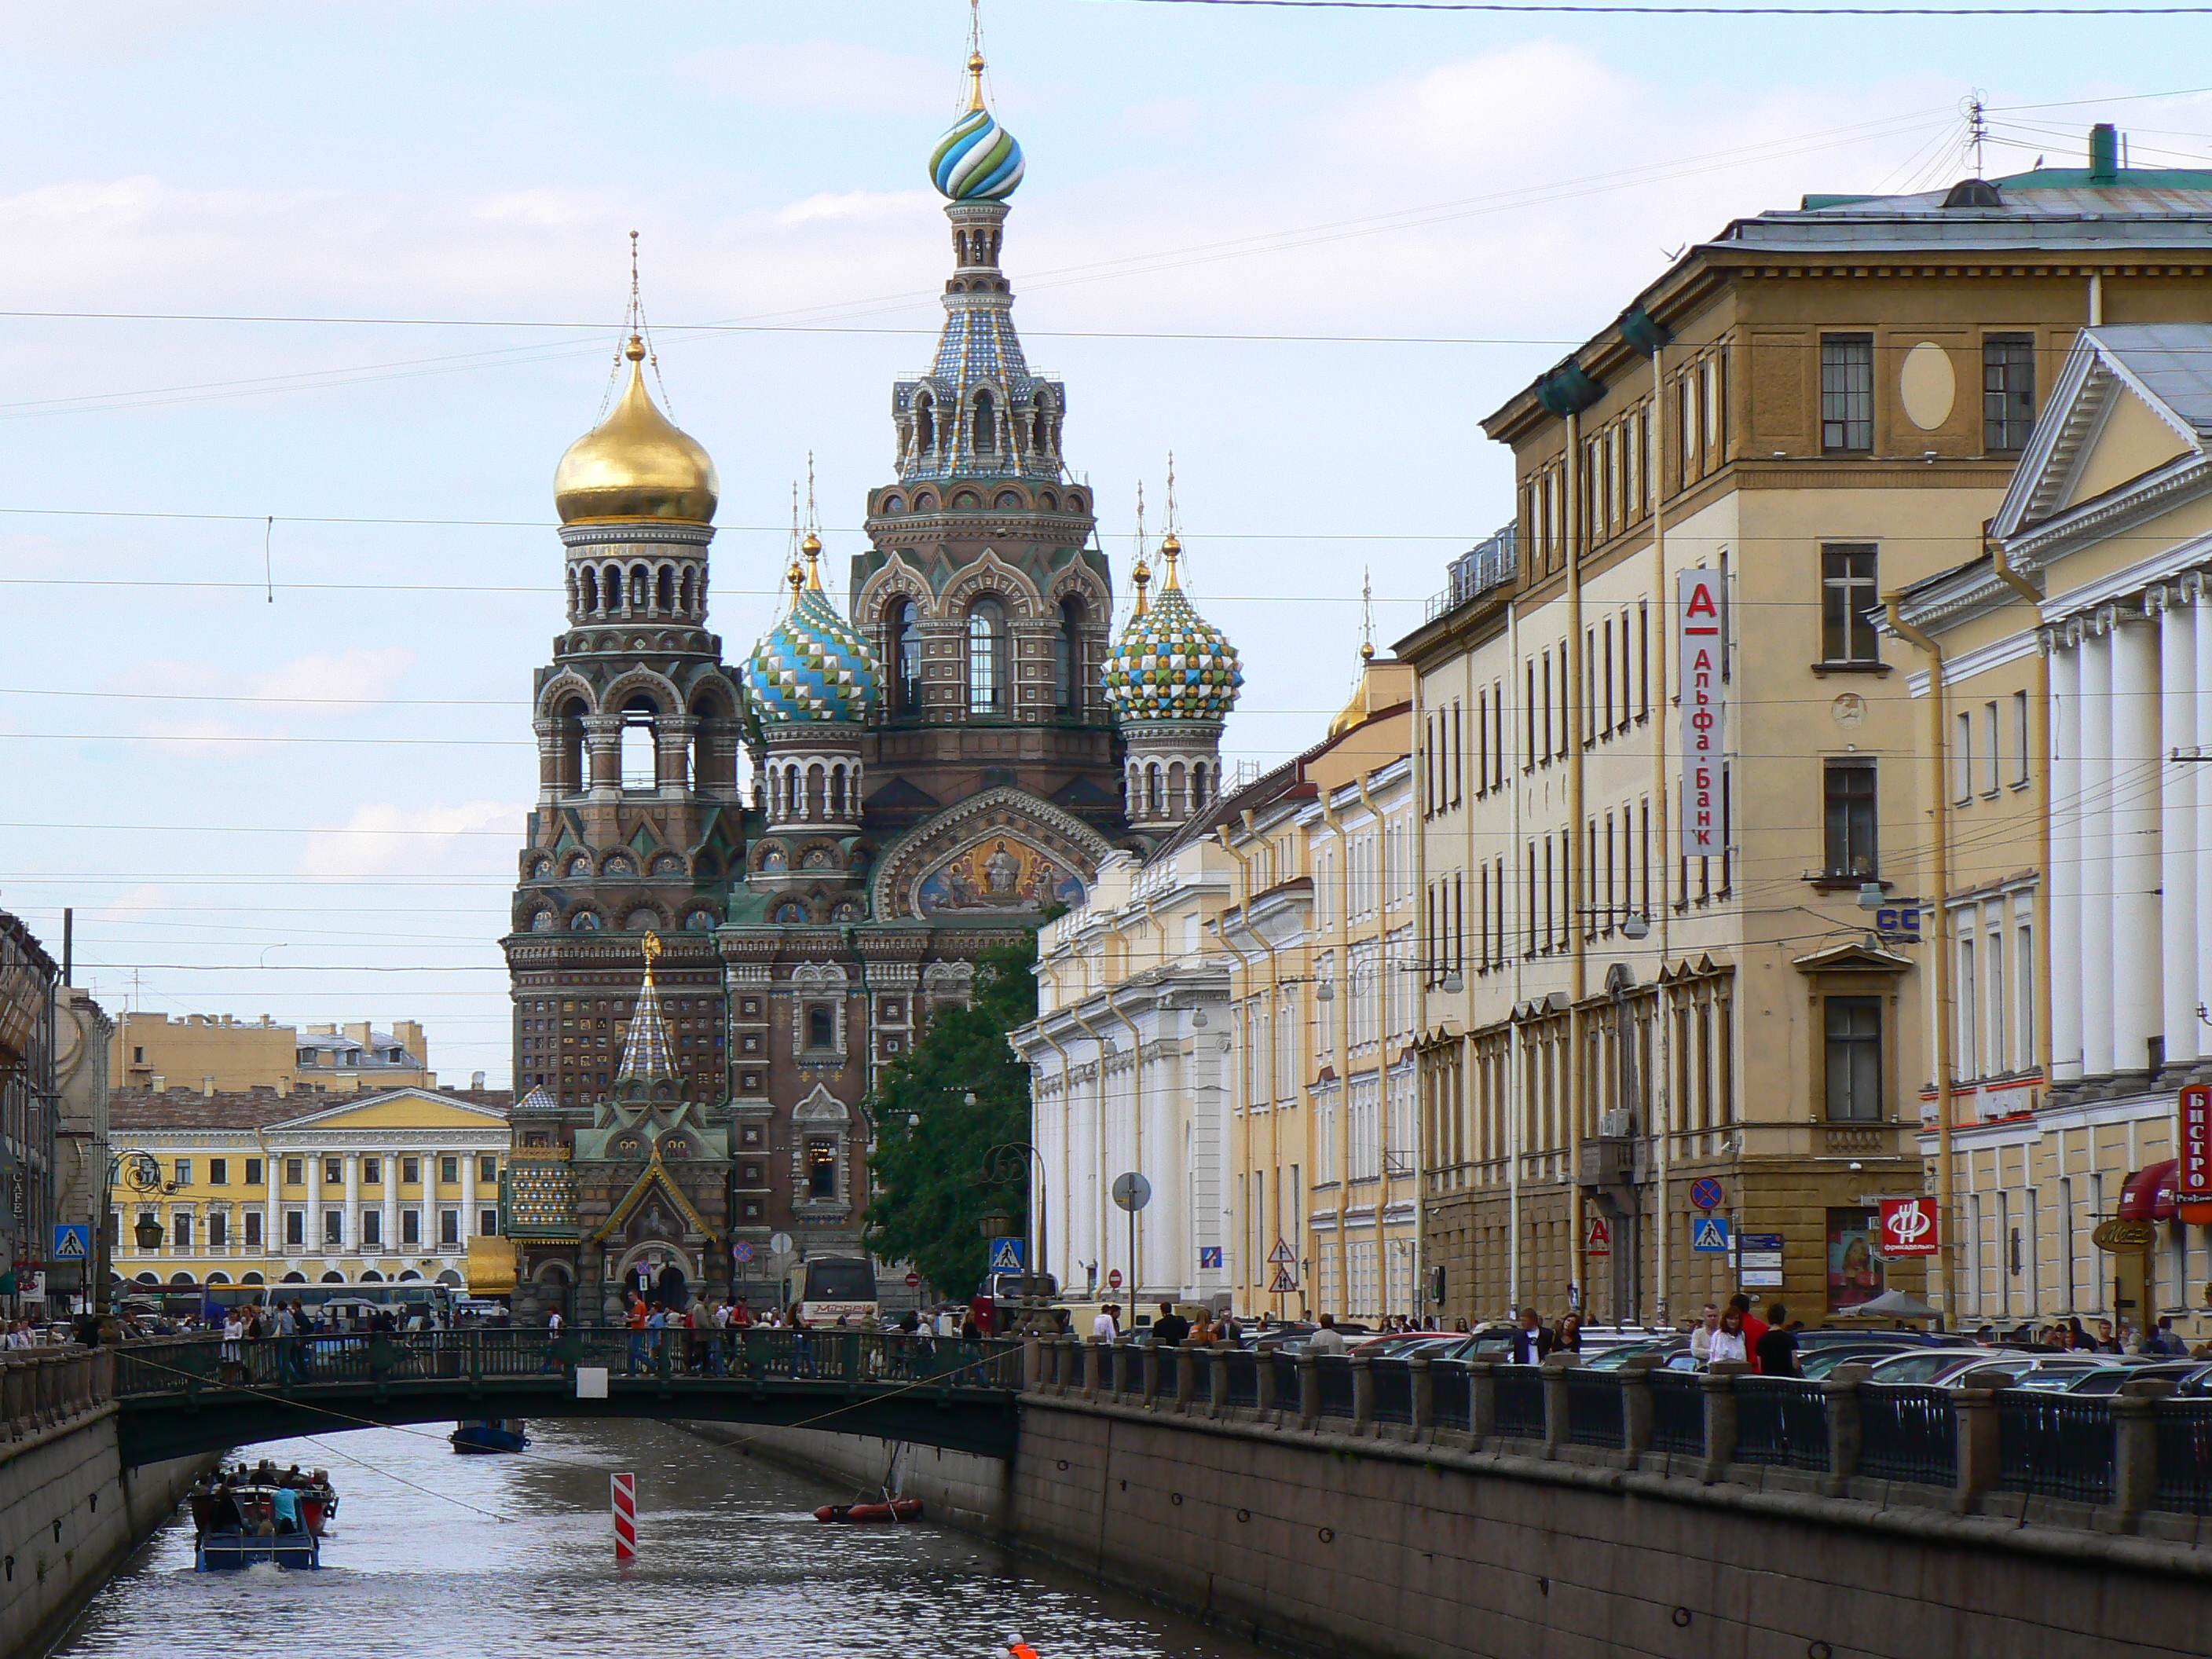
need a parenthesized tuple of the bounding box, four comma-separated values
(1878, 1196, 1940, 1258)
(1108, 1269, 1123, 1290)
(903, 1271, 921, 1288)
(2181, 1085, 2212, 1224)
(1585, 1216, 1612, 1259)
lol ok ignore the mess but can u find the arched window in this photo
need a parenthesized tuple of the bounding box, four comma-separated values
(830, 766, 847, 820)
(1146, 763, 1163, 819)
(555, 696, 588, 793)
(680, 569, 695, 614)
(914, 394, 935, 455)
(973, 390, 996, 454)
(1055, 596, 1084, 712)
(619, 694, 658, 789)
(885, 599, 922, 715)
(630, 566, 650, 609)
(1170, 761, 1188, 819)
(1192, 762, 1209, 811)
(807, 1005, 835, 1050)
(968, 597, 1007, 714)
(603, 564, 621, 611)
(581, 567, 599, 613)
(784, 764, 801, 819)
(656, 566, 674, 611)
(1032, 397, 1051, 454)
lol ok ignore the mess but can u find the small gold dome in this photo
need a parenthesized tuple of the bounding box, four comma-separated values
(553, 338, 720, 526)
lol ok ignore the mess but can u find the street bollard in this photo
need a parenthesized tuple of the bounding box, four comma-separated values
(1540, 1352, 1581, 1456)
(1465, 1355, 1498, 1445)
(1822, 1364, 1873, 1494)
(1620, 1353, 1658, 1465)
(1352, 1354, 1375, 1434)
(1207, 1346, 1230, 1420)
(1255, 1342, 1280, 1419)
(1953, 1369, 2013, 1507)
(1298, 1352, 1320, 1430)
(2113, 1377, 2177, 1524)
(1700, 1361, 1749, 1483)
(1409, 1354, 1434, 1440)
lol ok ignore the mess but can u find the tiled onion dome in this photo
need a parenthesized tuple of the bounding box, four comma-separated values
(931, 100, 1024, 201)
(1102, 541, 1243, 723)
(746, 545, 883, 727)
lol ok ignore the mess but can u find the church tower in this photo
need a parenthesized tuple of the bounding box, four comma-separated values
(850, 43, 1121, 833)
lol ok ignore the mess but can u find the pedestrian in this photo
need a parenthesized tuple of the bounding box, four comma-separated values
(1190, 1308, 1218, 1346)
(538, 1306, 564, 1374)
(1306, 1313, 1348, 1355)
(1091, 1303, 1119, 1342)
(1690, 1303, 1720, 1364)
(2094, 1318, 2123, 1353)
(625, 1291, 650, 1375)
(1708, 1306, 1749, 1366)
(1730, 1295, 1769, 1372)
(1151, 1301, 1191, 1347)
(1754, 1303, 1799, 1377)
(1507, 1306, 1551, 1365)
(1554, 1313, 1583, 1353)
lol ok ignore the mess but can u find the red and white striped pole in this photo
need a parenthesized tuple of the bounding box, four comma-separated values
(610, 1472, 637, 1562)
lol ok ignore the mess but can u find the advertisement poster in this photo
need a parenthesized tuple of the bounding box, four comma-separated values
(1826, 1207, 1886, 1309)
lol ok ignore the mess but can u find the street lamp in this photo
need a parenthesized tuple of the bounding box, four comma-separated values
(976, 1206, 1014, 1240)
(981, 1141, 1051, 1323)
(97, 1148, 174, 1319)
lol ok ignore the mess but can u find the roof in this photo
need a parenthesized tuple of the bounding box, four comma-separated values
(295, 1027, 420, 1066)
(110, 1084, 513, 1132)
(2084, 322, 2212, 436)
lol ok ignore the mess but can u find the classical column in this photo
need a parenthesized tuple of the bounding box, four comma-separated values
(657, 714, 698, 795)
(2159, 588, 2199, 1069)
(2112, 611, 2163, 1079)
(460, 1148, 478, 1247)
(2049, 632, 2082, 1082)
(2078, 620, 2115, 1079)
(343, 1152, 361, 1263)
(382, 1148, 399, 1269)
(534, 716, 562, 803)
(304, 1147, 323, 1269)
(584, 714, 624, 795)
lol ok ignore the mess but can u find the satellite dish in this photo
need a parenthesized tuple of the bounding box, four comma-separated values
(1111, 1172, 1152, 1213)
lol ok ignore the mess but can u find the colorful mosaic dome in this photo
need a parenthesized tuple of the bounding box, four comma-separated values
(1102, 540, 1243, 724)
(747, 546, 883, 727)
(931, 87, 1024, 202)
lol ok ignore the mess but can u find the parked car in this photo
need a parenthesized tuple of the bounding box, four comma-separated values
(1862, 1349, 2109, 1388)
(1797, 1341, 1928, 1379)
(2057, 1360, 2212, 1396)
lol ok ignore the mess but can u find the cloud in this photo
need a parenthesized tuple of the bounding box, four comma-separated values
(109, 646, 414, 718)
(298, 799, 523, 880)
(96, 883, 170, 924)
(679, 40, 947, 114)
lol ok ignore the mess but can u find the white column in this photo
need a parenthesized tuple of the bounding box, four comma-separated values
(343, 1152, 361, 1262)
(2160, 588, 2199, 1067)
(304, 1148, 323, 1269)
(2078, 622, 2115, 1078)
(2112, 610, 2163, 1078)
(381, 1148, 398, 1268)
(460, 1148, 477, 1244)
(2049, 635, 2083, 1082)
(262, 1166, 278, 1275)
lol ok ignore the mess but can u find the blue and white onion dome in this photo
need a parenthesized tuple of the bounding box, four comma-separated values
(1101, 538, 1243, 723)
(930, 53, 1024, 201)
(746, 540, 883, 727)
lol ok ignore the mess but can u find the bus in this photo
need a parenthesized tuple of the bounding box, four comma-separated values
(797, 1257, 880, 1326)
(205, 1280, 461, 1325)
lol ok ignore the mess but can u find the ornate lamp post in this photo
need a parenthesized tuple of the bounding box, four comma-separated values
(95, 1148, 172, 1319)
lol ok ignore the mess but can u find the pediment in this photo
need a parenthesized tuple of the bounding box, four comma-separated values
(272, 1089, 508, 1133)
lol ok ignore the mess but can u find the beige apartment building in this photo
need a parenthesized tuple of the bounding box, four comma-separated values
(1894, 321, 2212, 1342)
(1401, 126, 2212, 1330)
(111, 1013, 441, 1096)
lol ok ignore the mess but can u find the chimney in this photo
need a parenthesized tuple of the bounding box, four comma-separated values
(344, 1020, 373, 1046)
(2089, 123, 2119, 185)
(202, 1075, 216, 1097)
(151, 1073, 166, 1093)
(471, 1071, 486, 1090)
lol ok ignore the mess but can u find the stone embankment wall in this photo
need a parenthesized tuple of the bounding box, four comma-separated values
(682, 1421, 1013, 1533)
(2, 1349, 217, 1659)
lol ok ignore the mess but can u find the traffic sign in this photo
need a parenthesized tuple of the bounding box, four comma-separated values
(1107, 1268, 1122, 1290)
(1877, 1196, 1940, 1258)
(1111, 1172, 1152, 1213)
(768, 1232, 794, 1256)
(1687, 1177, 1725, 1212)
(904, 1270, 921, 1288)
(1199, 1246, 1223, 1269)
(1268, 1264, 1298, 1295)
(732, 1240, 756, 1264)
(1267, 1237, 1296, 1265)
(1690, 1216, 1730, 1254)
(51, 1224, 89, 1262)
(987, 1236, 1025, 1273)
(1585, 1216, 1612, 1258)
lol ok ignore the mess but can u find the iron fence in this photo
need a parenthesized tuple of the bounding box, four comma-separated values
(1566, 1368, 1625, 1448)
(1997, 1392, 2113, 1504)
(1733, 1378, 1831, 1472)
(1858, 1384, 1957, 1485)
(1430, 1361, 1472, 1432)
(1496, 1364, 1546, 1438)
(1269, 1347, 1301, 1410)
(1647, 1371, 1705, 1455)
(2153, 1400, 2212, 1515)
(1188, 1350, 1213, 1405)
(1315, 1355, 1357, 1420)
(1371, 1358, 1415, 1425)
(1220, 1348, 1261, 1409)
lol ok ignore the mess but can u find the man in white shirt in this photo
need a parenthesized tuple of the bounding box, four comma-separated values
(1306, 1313, 1348, 1355)
(1092, 1304, 1120, 1341)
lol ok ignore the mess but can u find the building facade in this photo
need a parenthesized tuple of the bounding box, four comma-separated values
(110, 1012, 438, 1096)
(0, 912, 59, 1310)
(501, 43, 1229, 1320)
(1402, 126, 2212, 1331)
(105, 1084, 511, 1296)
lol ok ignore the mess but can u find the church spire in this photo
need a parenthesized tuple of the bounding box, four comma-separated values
(615, 932, 678, 1086)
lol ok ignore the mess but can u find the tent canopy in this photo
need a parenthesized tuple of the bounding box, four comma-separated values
(1833, 1287, 1941, 1320)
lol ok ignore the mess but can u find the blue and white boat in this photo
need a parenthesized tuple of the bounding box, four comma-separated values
(450, 1418, 529, 1454)
(196, 1529, 320, 1570)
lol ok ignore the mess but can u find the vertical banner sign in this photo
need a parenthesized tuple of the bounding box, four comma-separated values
(1679, 568, 1726, 858)
(2179, 1085, 2212, 1223)
(611, 1472, 638, 1562)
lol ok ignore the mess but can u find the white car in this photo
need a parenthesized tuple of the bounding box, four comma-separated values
(1862, 1348, 2107, 1389)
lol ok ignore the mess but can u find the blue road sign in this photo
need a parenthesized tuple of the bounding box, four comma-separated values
(988, 1236, 1025, 1273)
(1688, 1177, 1726, 1212)
(1199, 1246, 1224, 1269)
(52, 1224, 90, 1262)
(732, 1240, 756, 1264)
(1690, 1216, 1731, 1254)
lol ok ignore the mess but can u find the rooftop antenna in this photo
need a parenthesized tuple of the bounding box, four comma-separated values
(1964, 93, 1988, 178)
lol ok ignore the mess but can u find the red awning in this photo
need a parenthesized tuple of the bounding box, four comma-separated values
(2119, 1160, 2181, 1222)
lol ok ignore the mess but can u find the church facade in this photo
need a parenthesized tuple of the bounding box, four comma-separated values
(500, 42, 1242, 1321)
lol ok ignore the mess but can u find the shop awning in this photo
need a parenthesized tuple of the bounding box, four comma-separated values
(2118, 1159, 2180, 1222)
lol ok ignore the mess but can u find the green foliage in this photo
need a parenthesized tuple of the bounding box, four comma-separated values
(863, 938, 1035, 1298)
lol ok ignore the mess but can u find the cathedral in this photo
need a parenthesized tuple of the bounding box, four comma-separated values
(500, 39, 1243, 1320)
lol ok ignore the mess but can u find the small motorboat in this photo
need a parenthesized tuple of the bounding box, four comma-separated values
(813, 1498, 924, 1525)
(189, 1467, 339, 1543)
(451, 1419, 530, 1455)
(196, 1529, 320, 1571)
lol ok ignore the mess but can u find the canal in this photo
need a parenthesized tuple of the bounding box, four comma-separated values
(53, 1419, 1265, 1659)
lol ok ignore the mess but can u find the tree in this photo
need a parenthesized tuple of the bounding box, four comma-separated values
(863, 938, 1035, 1299)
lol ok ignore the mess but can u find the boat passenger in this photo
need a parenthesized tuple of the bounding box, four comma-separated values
(271, 1484, 302, 1536)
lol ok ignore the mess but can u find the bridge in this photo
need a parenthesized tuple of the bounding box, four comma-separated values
(104, 1329, 1025, 1465)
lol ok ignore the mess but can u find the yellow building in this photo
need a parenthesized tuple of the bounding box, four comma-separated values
(105, 1083, 511, 1297)
(111, 1013, 440, 1097)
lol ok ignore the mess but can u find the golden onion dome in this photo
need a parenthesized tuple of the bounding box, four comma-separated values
(553, 337, 720, 526)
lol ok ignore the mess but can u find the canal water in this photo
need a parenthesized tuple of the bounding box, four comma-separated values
(54, 1419, 1265, 1659)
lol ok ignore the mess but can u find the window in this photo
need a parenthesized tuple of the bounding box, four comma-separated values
(403, 1210, 421, 1246)
(285, 1210, 305, 1247)
(244, 1212, 262, 1248)
(208, 1158, 227, 1186)
(885, 599, 922, 715)
(441, 1155, 458, 1185)
(1957, 936, 1977, 1078)
(173, 1212, 192, 1249)
(2011, 691, 2031, 786)
(324, 1210, 343, 1245)
(245, 1158, 262, 1187)
(174, 1158, 192, 1187)
(1984, 335, 2035, 452)
(806, 1137, 838, 1199)
(967, 597, 1007, 714)
(1954, 712, 1974, 804)
(363, 1210, 382, 1247)
(1820, 545, 1880, 664)
(324, 1157, 341, 1185)
(481, 1208, 500, 1238)
(363, 1157, 380, 1185)
(1055, 596, 1084, 712)
(285, 1158, 304, 1187)
(209, 1212, 228, 1248)
(1823, 760, 1878, 877)
(439, 1210, 460, 1247)
(1821, 335, 1874, 452)
(402, 1157, 419, 1185)
(806, 1004, 835, 1050)
(1825, 996, 1883, 1121)
(479, 1155, 496, 1183)
(1982, 701, 2001, 795)
(972, 390, 996, 453)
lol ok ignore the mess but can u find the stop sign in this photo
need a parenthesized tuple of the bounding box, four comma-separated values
(904, 1271, 921, 1288)
(1108, 1269, 1122, 1289)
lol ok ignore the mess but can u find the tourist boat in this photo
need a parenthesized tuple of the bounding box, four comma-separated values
(188, 1467, 340, 1543)
(813, 1498, 924, 1524)
(195, 1529, 320, 1571)
(451, 1418, 530, 1455)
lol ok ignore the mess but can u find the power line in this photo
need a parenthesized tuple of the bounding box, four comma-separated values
(1124, 0, 2212, 13)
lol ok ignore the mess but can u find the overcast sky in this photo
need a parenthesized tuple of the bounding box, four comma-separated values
(1, 0, 2204, 1086)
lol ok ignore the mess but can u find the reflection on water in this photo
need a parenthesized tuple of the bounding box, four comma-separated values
(56, 1419, 1264, 1659)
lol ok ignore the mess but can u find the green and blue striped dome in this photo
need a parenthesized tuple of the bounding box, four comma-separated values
(747, 555, 882, 727)
(1103, 546, 1242, 724)
(931, 104, 1024, 202)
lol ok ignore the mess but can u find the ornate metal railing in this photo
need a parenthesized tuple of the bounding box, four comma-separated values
(1371, 1357, 1415, 1426)
(1998, 1391, 2114, 1504)
(1495, 1364, 1546, 1438)
(1566, 1367, 1625, 1448)
(1858, 1384, 1957, 1485)
(2152, 1400, 2212, 1515)
(1647, 1371, 1705, 1455)
(1734, 1378, 1830, 1472)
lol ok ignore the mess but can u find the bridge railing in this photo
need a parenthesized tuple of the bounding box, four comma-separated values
(1, 1346, 113, 1441)
(1021, 1342, 2212, 1525)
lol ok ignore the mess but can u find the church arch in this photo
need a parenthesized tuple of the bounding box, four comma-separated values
(1146, 764, 1164, 820)
(580, 566, 599, 613)
(966, 596, 1008, 715)
(914, 394, 936, 456)
(973, 390, 996, 454)
(602, 563, 622, 612)
(656, 566, 674, 612)
(628, 565, 650, 610)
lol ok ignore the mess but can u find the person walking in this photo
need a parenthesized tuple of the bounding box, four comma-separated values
(624, 1291, 650, 1376)
(538, 1306, 565, 1374)
(1151, 1302, 1191, 1348)
(1306, 1313, 1348, 1355)
(1708, 1306, 1749, 1366)
(1507, 1306, 1551, 1365)
(1754, 1304, 1799, 1377)
(1730, 1295, 1769, 1372)
(1091, 1304, 1119, 1342)
(1690, 1304, 1720, 1364)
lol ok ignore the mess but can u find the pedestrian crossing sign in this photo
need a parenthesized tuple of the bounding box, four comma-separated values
(988, 1236, 1025, 1273)
(1690, 1216, 1730, 1254)
(51, 1224, 90, 1262)
(1268, 1264, 1298, 1295)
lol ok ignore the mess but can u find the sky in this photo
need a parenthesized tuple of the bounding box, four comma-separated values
(2, 0, 2209, 1089)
